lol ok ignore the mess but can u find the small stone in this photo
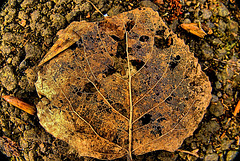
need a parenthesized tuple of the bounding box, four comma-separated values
(204, 153, 218, 161)
(1, 44, 12, 56)
(227, 20, 238, 34)
(0, 66, 17, 91)
(215, 81, 222, 89)
(216, 48, 227, 59)
(21, 0, 34, 8)
(183, 18, 191, 24)
(226, 151, 239, 161)
(209, 100, 224, 117)
(212, 38, 223, 46)
(218, 19, 227, 32)
(201, 42, 213, 60)
(107, 5, 122, 16)
(201, 9, 212, 19)
(4, 8, 16, 24)
(218, 3, 230, 17)
(221, 139, 234, 151)
(139, 1, 159, 11)
(31, 10, 40, 22)
(50, 13, 66, 30)
(18, 10, 28, 20)
(24, 43, 41, 60)
(224, 83, 233, 96)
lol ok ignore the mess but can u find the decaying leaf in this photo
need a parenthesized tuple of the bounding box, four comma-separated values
(2, 95, 36, 115)
(180, 23, 212, 38)
(35, 8, 212, 160)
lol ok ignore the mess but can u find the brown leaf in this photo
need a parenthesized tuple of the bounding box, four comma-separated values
(35, 8, 212, 160)
(2, 95, 36, 115)
(180, 23, 209, 38)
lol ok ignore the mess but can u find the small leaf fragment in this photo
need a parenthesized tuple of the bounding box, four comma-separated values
(181, 23, 208, 38)
(233, 100, 240, 116)
(2, 95, 36, 115)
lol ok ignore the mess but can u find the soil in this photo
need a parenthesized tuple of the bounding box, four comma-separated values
(0, 0, 239, 161)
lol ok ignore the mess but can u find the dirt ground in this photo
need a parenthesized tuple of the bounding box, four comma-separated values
(0, 0, 239, 161)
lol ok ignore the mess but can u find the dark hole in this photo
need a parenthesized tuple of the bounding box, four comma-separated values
(103, 65, 116, 77)
(59, 100, 63, 103)
(139, 35, 149, 42)
(140, 114, 152, 125)
(157, 117, 166, 123)
(69, 42, 79, 50)
(169, 55, 181, 70)
(116, 35, 127, 59)
(77, 91, 82, 97)
(67, 64, 74, 70)
(126, 20, 135, 31)
(83, 81, 99, 93)
(165, 96, 172, 104)
(136, 45, 141, 49)
(110, 35, 121, 41)
(154, 36, 172, 49)
(189, 81, 196, 86)
(131, 60, 145, 70)
(52, 105, 58, 109)
(112, 134, 119, 144)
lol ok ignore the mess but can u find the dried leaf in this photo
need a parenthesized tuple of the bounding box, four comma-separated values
(180, 23, 209, 38)
(35, 8, 212, 160)
(233, 100, 240, 116)
(2, 95, 36, 115)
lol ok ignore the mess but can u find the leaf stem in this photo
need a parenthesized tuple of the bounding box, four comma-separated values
(126, 32, 133, 160)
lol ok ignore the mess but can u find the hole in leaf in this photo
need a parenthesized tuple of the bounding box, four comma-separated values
(140, 114, 152, 125)
(110, 35, 121, 41)
(131, 60, 145, 70)
(154, 36, 173, 49)
(139, 35, 149, 42)
(169, 55, 181, 70)
(126, 20, 135, 31)
(103, 65, 116, 77)
(165, 96, 172, 104)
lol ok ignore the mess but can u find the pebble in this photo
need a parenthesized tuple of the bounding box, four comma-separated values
(226, 151, 239, 161)
(20, 0, 34, 8)
(0, 66, 17, 91)
(4, 8, 16, 24)
(218, 19, 227, 32)
(139, 0, 158, 11)
(215, 81, 222, 89)
(182, 18, 191, 24)
(212, 38, 223, 46)
(204, 153, 218, 161)
(50, 13, 66, 30)
(201, 42, 213, 60)
(221, 139, 235, 151)
(201, 8, 212, 19)
(18, 10, 28, 20)
(227, 20, 239, 34)
(209, 99, 224, 117)
(218, 3, 230, 17)
(216, 48, 227, 59)
(1, 44, 11, 56)
(31, 10, 40, 22)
